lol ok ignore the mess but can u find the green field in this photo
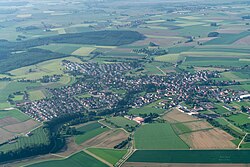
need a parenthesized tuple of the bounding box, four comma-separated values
(212, 103, 231, 114)
(134, 123, 189, 149)
(0, 81, 41, 102)
(36, 43, 82, 55)
(74, 122, 108, 145)
(0, 126, 49, 153)
(0, 109, 30, 122)
(241, 142, 250, 148)
(10, 56, 81, 80)
(106, 116, 138, 128)
(226, 113, 250, 126)
(215, 118, 229, 126)
(175, 25, 217, 37)
(37, 44, 96, 57)
(27, 151, 108, 167)
(205, 31, 250, 45)
(128, 150, 250, 163)
(183, 59, 249, 67)
(87, 148, 127, 165)
(129, 106, 165, 115)
(171, 122, 192, 134)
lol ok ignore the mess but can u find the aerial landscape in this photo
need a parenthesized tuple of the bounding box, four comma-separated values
(0, 0, 250, 166)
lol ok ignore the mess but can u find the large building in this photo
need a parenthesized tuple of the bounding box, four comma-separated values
(240, 94, 250, 99)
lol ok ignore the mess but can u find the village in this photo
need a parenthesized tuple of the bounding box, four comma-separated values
(17, 61, 250, 123)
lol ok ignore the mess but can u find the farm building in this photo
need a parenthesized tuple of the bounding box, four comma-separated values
(133, 117, 144, 124)
(240, 94, 250, 99)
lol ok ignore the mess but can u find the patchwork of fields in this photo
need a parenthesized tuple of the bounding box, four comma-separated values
(0, 0, 250, 166)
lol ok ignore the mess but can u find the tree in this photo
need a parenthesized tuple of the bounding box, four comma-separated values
(208, 32, 219, 37)
(241, 106, 247, 113)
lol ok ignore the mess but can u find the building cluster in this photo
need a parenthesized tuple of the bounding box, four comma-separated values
(79, 92, 121, 110)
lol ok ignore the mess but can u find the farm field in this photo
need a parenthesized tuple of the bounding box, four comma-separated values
(163, 108, 198, 123)
(134, 123, 189, 149)
(0, 109, 30, 122)
(127, 150, 250, 163)
(171, 120, 213, 135)
(212, 103, 231, 114)
(0, 108, 39, 144)
(74, 122, 108, 145)
(37, 44, 96, 57)
(81, 129, 129, 148)
(128, 106, 165, 115)
(0, 126, 48, 153)
(0, 81, 41, 102)
(205, 31, 250, 45)
(9, 56, 82, 80)
(87, 148, 127, 165)
(27, 151, 108, 167)
(179, 128, 236, 149)
(123, 162, 250, 167)
(106, 116, 138, 129)
(163, 108, 236, 149)
(226, 113, 250, 126)
(28, 90, 46, 101)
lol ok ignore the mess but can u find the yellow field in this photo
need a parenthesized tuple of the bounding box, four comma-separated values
(155, 54, 182, 63)
(71, 47, 96, 56)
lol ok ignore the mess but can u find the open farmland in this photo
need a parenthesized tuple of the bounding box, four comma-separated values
(163, 108, 236, 149)
(205, 31, 250, 45)
(9, 56, 82, 80)
(87, 148, 127, 165)
(37, 44, 96, 57)
(0, 109, 39, 144)
(0, 126, 49, 153)
(27, 151, 108, 167)
(179, 128, 236, 149)
(163, 108, 198, 123)
(226, 113, 250, 127)
(134, 123, 189, 150)
(0, 81, 41, 102)
(106, 116, 138, 129)
(81, 129, 129, 148)
(127, 150, 250, 163)
(74, 122, 108, 145)
(171, 120, 213, 134)
(28, 90, 46, 101)
(128, 103, 165, 115)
